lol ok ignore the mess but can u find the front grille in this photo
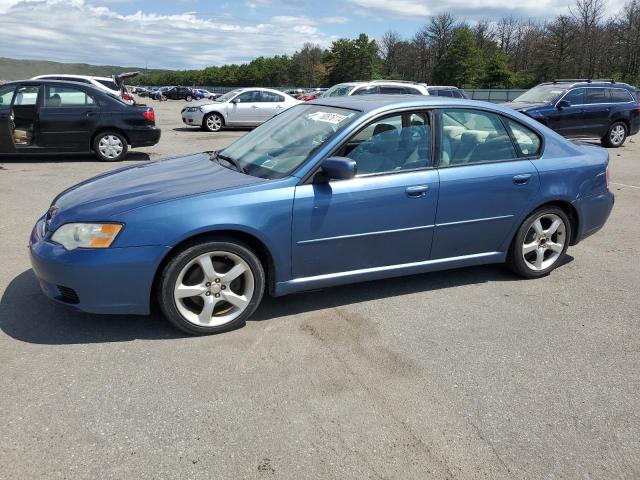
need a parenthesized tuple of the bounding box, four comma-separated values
(57, 285, 80, 304)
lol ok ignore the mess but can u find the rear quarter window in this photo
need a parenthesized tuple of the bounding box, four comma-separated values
(609, 89, 633, 103)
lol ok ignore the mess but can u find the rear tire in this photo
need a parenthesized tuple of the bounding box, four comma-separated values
(186, 95, 193, 102)
(158, 239, 265, 335)
(93, 131, 128, 161)
(508, 206, 571, 279)
(601, 122, 627, 148)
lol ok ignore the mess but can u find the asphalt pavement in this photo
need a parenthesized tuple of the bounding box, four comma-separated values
(1, 98, 638, 479)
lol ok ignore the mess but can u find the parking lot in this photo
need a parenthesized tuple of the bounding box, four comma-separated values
(1, 98, 639, 479)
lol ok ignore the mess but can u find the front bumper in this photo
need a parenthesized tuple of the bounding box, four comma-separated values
(129, 126, 161, 148)
(29, 216, 170, 315)
(181, 109, 204, 127)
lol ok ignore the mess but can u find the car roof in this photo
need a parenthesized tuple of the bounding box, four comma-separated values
(539, 80, 634, 89)
(2, 79, 118, 96)
(307, 94, 502, 114)
(33, 74, 114, 81)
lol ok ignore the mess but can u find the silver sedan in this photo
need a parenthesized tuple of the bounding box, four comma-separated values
(181, 88, 301, 132)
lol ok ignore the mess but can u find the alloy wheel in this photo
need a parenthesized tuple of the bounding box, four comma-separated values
(98, 135, 124, 159)
(173, 251, 255, 327)
(521, 213, 567, 271)
(610, 124, 625, 146)
(206, 114, 222, 131)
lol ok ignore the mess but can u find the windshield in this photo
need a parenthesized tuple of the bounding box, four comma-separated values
(513, 85, 566, 104)
(321, 85, 355, 98)
(220, 104, 361, 179)
(216, 89, 243, 102)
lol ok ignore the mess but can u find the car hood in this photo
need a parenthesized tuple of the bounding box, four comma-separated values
(502, 101, 547, 112)
(49, 153, 266, 227)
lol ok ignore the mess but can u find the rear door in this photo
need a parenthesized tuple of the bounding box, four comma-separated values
(258, 91, 286, 121)
(433, 108, 541, 259)
(0, 84, 16, 153)
(582, 88, 611, 136)
(37, 84, 100, 150)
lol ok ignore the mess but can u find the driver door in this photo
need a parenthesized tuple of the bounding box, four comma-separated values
(292, 111, 439, 279)
(0, 84, 16, 153)
(228, 90, 263, 125)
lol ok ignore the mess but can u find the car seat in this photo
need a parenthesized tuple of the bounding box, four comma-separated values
(47, 94, 62, 107)
(349, 123, 399, 174)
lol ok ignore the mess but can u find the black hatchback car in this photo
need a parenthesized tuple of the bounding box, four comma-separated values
(0, 80, 160, 161)
(163, 86, 194, 101)
(504, 80, 640, 147)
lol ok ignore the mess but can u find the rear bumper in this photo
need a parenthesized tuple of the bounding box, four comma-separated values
(29, 217, 169, 315)
(572, 191, 615, 244)
(129, 127, 161, 148)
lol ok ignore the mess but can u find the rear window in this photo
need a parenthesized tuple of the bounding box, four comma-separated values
(44, 86, 95, 107)
(609, 88, 633, 103)
(96, 79, 118, 91)
(586, 88, 608, 104)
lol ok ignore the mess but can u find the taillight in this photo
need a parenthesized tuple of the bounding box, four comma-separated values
(123, 93, 133, 101)
(143, 110, 155, 123)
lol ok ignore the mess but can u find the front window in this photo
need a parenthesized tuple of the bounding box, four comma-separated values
(220, 104, 361, 179)
(513, 85, 565, 104)
(216, 89, 243, 102)
(13, 86, 39, 106)
(0, 85, 15, 110)
(322, 85, 355, 97)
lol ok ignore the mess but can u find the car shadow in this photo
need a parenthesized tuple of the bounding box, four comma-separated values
(0, 152, 151, 163)
(172, 127, 252, 133)
(1, 258, 573, 345)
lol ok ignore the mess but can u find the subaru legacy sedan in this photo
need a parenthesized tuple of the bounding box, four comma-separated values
(29, 96, 614, 335)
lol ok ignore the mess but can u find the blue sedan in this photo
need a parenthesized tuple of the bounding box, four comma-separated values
(29, 96, 614, 335)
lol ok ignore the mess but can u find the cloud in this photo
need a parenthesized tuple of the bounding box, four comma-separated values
(346, 0, 620, 18)
(0, 0, 333, 69)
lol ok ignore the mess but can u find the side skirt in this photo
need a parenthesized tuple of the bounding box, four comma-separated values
(274, 251, 506, 296)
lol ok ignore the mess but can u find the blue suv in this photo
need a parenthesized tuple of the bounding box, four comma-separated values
(504, 80, 640, 147)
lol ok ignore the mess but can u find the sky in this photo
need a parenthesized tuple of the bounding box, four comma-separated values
(0, 0, 625, 70)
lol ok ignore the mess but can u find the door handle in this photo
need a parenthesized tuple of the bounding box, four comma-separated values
(406, 185, 429, 198)
(276, 106, 283, 109)
(251, 105, 259, 109)
(84, 110, 97, 117)
(513, 174, 532, 185)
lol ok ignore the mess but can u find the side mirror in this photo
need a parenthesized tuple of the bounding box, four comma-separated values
(231, 98, 240, 104)
(321, 156, 357, 180)
(556, 99, 570, 109)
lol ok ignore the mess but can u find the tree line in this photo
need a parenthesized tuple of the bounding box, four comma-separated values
(133, 0, 640, 89)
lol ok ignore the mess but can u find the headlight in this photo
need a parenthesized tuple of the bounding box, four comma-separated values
(51, 223, 123, 250)
(184, 106, 201, 113)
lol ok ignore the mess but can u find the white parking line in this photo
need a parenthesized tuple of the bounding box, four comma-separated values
(611, 182, 640, 190)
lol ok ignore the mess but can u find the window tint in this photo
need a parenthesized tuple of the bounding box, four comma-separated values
(609, 88, 633, 103)
(379, 86, 407, 94)
(452, 90, 465, 98)
(44, 86, 95, 107)
(261, 91, 285, 102)
(96, 79, 118, 90)
(440, 109, 517, 166)
(352, 86, 378, 95)
(338, 112, 431, 175)
(506, 119, 541, 156)
(585, 88, 608, 104)
(13, 86, 39, 106)
(563, 88, 584, 105)
(236, 90, 262, 103)
(0, 85, 15, 110)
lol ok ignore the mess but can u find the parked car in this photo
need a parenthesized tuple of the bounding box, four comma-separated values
(164, 86, 195, 101)
(192, 89, 219, 101)
(322, 80, 430, 97)
(150, 87, 171, 100)
(503, 80, 640, 147)
(301, 88, 328, 101)
(33, 72, 139, 104)
(426, 86, 468, 98)
(181, 88, 301, 132)
(29, 95, 614, 335)
(0, 79, 160, 161)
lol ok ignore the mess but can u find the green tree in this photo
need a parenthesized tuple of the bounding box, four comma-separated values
(325, 34, 379, 84)
(480, 51, 515, 88)
(432, 27, 482, 87)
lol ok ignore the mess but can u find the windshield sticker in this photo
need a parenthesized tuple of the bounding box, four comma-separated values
(308, 112, 350, 124)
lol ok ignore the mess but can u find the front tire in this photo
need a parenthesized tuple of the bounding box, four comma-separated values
(93, 131, 128, 161)
(202, 112, 224, 132)
(186, 95, 193, 102)
(158, 239, 265, 335)
(601, 122, 627, 148)
(508, 207, 571, 279)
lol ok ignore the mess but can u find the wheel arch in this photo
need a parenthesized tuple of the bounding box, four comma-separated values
(202, 109, 226, 126)
(525, 199, 580, 245)
(150, 228, 277, 311)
